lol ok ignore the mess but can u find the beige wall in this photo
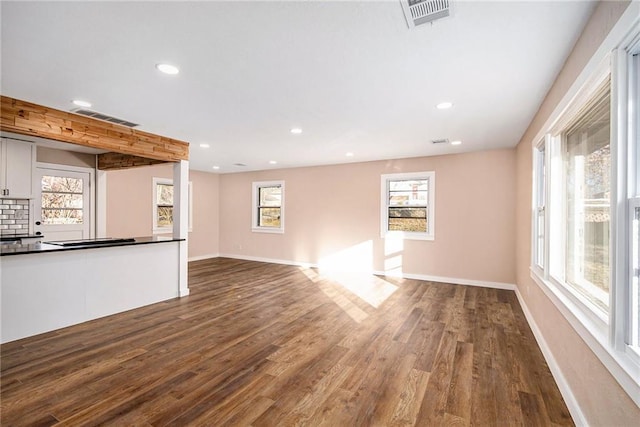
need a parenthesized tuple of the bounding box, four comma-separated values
(37, 146, 96, 169)
(515, 1, 639, 425)
(219, 149, 516, 285)
(105, 163, 219, 259)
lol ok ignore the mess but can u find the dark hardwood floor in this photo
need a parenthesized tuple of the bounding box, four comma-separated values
(0, 257, 573, 426)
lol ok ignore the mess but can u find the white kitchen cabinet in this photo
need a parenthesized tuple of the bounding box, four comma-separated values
(0, 138, 36, 199)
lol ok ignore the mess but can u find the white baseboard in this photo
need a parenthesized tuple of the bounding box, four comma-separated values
(514, 287, 587, 426)
(218, 253, 516, 291)
(188, 253, 219, 262)
(389, 271, 516, 290)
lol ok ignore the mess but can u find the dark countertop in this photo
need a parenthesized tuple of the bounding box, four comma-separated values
(0, 236, 184, 257)
(1, 234, 43, 241)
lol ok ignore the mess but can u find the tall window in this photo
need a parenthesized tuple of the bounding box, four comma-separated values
(252, 181, 284, 233)
(563, 83, 611, 313)
(152, 178, 192, 233)
(381, 171, 435, 240)
(531, 32, 640, 404)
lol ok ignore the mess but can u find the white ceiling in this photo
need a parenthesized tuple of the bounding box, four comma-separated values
(0, 0, 596, 173)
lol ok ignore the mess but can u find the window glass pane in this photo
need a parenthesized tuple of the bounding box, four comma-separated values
(633, 205, 639, 349)
(42, 208, 83, 224)
(537, 210, 545, 266)
(389, 179, 428, 206)
(41, 176, 82, 193)
(258, 207, 281, 227)
(42, 193, 83, 209)
(41, 175, 84, 224)
(565, 86, 610, 312)
(157, 184, 173, 206)
(535, 147, 546, 268)
(388, 207, 427, 232)
(259, 186, 281, 207)
(389, 179, 428, 192)
(157, 206, 173, 228)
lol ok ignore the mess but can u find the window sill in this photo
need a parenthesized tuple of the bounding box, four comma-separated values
(252, 227, 284, 234)
(529, 267, 640, 406)
(381, 231, 434, 241)
(153, 228, 192, 234)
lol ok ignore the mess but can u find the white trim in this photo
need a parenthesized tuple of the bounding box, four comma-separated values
(96, 169, 107, 238)
(251, 180, 285, 234)
(35, 162, 96, 239)
(514, 286, 588, 427)
(218, 252, 515, 290)
(530, 269, 640, 408)
(393, 272, 515, 291)
(188, 253, 220, 262)
(380, 171, 435, 241)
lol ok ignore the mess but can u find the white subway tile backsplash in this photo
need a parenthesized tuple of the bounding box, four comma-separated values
(0, 198, 29, 236)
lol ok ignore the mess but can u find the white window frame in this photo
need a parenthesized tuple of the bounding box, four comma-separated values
(532, 138, 548, 272)
(529, 10, 640, 407)
(380, 171, 435, 241)
(152, 177, 192, 234)
(252, 180, 284, 234)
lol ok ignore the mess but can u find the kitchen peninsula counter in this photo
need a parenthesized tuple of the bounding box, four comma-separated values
(0, 236, 184, 256)
(1, 235, 186, 343)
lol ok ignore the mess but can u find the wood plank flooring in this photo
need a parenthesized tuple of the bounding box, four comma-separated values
(0, 258, 573, 426)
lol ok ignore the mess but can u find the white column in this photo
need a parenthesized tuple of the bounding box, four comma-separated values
(96, 169, 107, 238)
(173, 160, 189, 296)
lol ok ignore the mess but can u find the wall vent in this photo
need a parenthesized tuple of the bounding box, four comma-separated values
(432, 138, 449, 144)
(401, 0, 451, 28)
(71, 109, 139, 128)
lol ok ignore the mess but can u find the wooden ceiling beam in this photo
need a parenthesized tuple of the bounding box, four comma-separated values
(1, 96, 189, 162)
(97, 152, 168, 170)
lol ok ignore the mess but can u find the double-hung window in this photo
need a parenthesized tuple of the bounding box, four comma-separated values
(381, 172, 435, 240)
(530, 23, 640, 405)
(252, 181, 284, 233)
(152, 177, 192, 233)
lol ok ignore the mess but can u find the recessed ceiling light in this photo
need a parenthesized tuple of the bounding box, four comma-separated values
(156, 63, 179, 75)
(269, 160, 277, 165)
(72, 100, 92, 108)
(290, 128, 302, 134)
(212, 166, 220, 170)
(436, 102, 453, 109)
(346, 152, 354, 157)
(199, 143, 210, 148)
(451, 140, 462, 145)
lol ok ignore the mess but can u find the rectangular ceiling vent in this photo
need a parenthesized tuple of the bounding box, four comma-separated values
(432, 138, 449, 144)
(71, 108, 139, 128)
(401, 0, 451, 28)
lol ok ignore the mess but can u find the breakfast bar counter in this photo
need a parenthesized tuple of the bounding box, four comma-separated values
(1, 236, 187, 343)
(0, 235, 183, 256)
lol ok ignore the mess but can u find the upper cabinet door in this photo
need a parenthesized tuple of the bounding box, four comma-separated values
(1, 138, 35, 199)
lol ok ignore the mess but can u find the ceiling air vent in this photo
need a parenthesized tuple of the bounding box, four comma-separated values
(432, 138, 449, 144)
(401, 0, 451, 28)
(71, 109, 139, 128)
